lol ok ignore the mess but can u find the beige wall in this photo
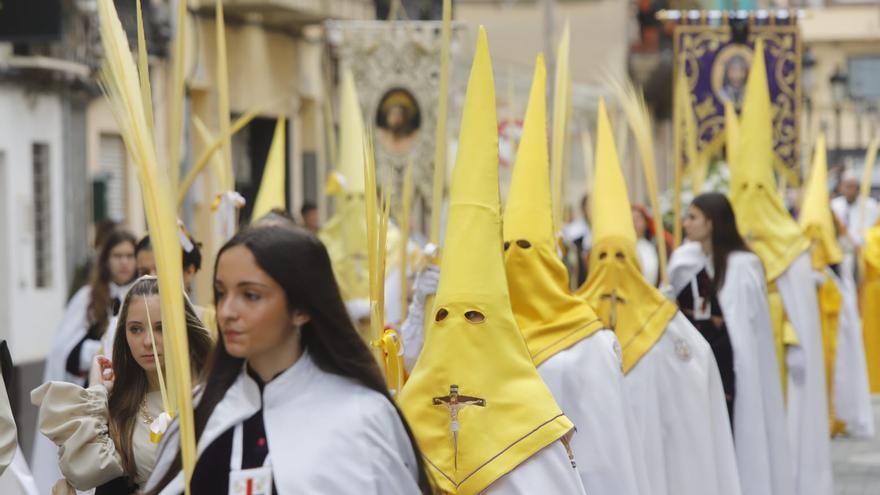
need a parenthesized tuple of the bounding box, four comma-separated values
(455, 0, 630, 84)
(801, 5, 880, 155)
(86, 98, 147, 237)
(186, 17, 322, 302)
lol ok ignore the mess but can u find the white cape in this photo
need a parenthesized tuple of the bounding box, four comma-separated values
(775, 252, 834, 495)
(624, 312, 742, 495)
(829, 270, 875, 438)
(483, 440, 586, 494)
(0, 447, 39, 495)
(538, 330, 647, 495)
(667, 243, 794, 495)
(145, 350, 421, 495)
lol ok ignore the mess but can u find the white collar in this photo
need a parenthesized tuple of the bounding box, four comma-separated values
(110, 280, 135, 299)
(241, 349, 321, 408)
(666, 241, 709, 297)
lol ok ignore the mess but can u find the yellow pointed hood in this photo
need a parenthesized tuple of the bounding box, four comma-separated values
(503, 55, 603, 366)
(800, 133, 843, 269)
(337, 68, 367, 194)
(728, 38, 809, 281)
(251, 117, 286, 220)
(399, 28, 573, 494)
(318, 69, 370, 301)
(576, 98, 677, 373)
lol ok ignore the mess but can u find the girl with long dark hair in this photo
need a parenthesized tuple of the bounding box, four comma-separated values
(32, 276, 213, 494)
(32, 229, 139, 492)
(667, 192, 793, 495)
(145, 225, 432, 495)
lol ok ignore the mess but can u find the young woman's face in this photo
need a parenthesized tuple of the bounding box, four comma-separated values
(109, 241, 136, 286)
(125, 294, 164, 373)
(214, 245, 299, 360)
(684, 205, 713, 244)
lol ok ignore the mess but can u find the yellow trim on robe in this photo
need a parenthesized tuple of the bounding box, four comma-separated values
(862, 225, 880, 393)
(767, 283, 799, 400)
(816, 274, 845, 435)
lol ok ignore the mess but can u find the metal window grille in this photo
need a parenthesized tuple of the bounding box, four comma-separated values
(32, 142, 52, 288)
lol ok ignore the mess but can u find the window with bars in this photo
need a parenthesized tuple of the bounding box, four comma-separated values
(32, 142, 52, 288)
(99, 133, 127, 222)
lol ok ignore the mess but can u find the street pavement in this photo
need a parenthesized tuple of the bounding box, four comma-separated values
(833, 395, 880, 494)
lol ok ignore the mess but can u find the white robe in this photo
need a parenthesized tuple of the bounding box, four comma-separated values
(829, 270, 875, 438)
(483, 440, 586, 494)
(32, 282, 131, 494)
(666, 243, 794, 495)
(624, 312, 742, 495)
(775, 252, 834, 495)
(538, 330, 647, 495)
(0, 447, 39, 495)
(636, 238, 660, 287)
(145, 350, 421, 495)
(831, 195, 878, 246)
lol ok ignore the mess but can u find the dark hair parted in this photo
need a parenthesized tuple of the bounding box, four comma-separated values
(691, 192, 750, 291)
(108, 276, 213, 481)
(136, 235, 203, 272)
(149, 225, 434, 494)
(87, 230, 137, 339)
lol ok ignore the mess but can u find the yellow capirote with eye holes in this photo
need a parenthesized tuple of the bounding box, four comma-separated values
(576, 98, 677, 374)
(727, 38, 809, 282)
(399, 27, 574, 495)
(502, 54, 604, 367)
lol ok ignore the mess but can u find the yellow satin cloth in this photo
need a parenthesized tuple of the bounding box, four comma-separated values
(767, 283, 799, 400)
(816, 274, 845, 435)
(399, 28, 573, 495)
(728, 38, 809, 282)
(575, 98, 676, 373)
(862, 225, 880, 393)
(503, 55, 603, 366)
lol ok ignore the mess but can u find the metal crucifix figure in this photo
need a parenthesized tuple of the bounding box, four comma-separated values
(599, 289, 626, 330)
(433, 384, 486, 471)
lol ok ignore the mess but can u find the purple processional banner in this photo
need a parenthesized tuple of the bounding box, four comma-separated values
(673, 15, 802, 184)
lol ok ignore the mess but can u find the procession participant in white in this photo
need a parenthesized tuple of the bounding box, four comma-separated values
(577, 98, 741, 495)
(32, 276, 212, 494)
(727, 38, 833, 495)
(502, 54, 646, 495)
(33, 229, 138, 493)
(668, 193, 794, 495)
(146, 225, 430, 494)
(799, 135, 873, 438)
(398, 27, 586, 495)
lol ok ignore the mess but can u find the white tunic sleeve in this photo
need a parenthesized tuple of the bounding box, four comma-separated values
(482, 440, 586, 494)
(537, 331, 646, 495)
(30, 382, 125, 490)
